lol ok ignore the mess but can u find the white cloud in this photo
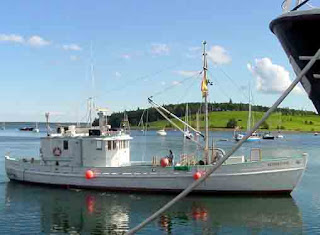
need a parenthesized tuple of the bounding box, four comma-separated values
(172, 81, 181, 85)
(0, 34, 24, 43)
(150, 43, 170, 56)
(115, 71, 121, 78)
(207, 45, 231, 65)
(62, 43, 82, 51)
(174, 70, 200, 77)
(247, 57, 302, 94)
(27, 35, 50, 47)
(161, 81, 166, 86)
(121, 54, 131, 60)
(0, 33, 51, 47)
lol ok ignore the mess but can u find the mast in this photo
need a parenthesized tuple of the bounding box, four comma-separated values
(247, 85, 252, 132)
(202, 41, 209, 163)
(87, 42, 95, 128)
(45, 112, 50, 136)
(185, 103, 189, 133)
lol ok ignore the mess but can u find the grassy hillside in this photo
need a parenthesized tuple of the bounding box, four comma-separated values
(146, 111, 320, 132)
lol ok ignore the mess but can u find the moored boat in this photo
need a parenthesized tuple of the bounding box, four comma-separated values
(262, 132, 275, 140)
(156, 129, 167, 136)
(19, 127, 34, 131)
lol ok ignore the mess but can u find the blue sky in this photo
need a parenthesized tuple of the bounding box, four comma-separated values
(0, 0, 316, 122)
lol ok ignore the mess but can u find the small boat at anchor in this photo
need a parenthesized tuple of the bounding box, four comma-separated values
(262, 132, 275, 140)
(157, 129, 167, 136)
(19, 127, 34, 131)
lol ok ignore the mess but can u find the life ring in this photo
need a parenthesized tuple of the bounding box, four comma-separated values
(53, 147, 62, 157)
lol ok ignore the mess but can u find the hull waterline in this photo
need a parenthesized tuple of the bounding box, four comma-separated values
(5, 156, 307, 195)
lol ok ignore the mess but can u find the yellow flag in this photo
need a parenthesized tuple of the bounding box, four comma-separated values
(201, 71, 208, 97)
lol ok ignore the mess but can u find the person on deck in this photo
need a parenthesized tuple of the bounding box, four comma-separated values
(168, 150, 174, 166)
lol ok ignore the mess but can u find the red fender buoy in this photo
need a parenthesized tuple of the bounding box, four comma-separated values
(160, 157, 169, 167)
(193, 172, 202, 180)
(85, 170, 94, 179)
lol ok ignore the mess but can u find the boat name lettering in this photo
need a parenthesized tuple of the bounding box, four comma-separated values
(267, 161, 289, 167)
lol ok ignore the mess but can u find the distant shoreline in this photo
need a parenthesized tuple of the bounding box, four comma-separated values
(130, 127, 317, 133)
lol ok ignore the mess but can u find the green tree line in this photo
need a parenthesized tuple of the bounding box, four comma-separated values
(94, 102, 316, 128)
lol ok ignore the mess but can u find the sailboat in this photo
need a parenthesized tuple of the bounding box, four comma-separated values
(234, 89, 260, 142)
(5, 41, 307, 194)
(276, 112, 284, 138)
(33, 122, 40, 133)
(184, 103, 193, 139)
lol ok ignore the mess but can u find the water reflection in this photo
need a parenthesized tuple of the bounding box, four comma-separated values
(3, 182, 302, 234)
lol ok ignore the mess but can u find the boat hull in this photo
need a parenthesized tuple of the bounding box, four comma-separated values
(270, 9, 320, 113)
(5, 156, 306, 194)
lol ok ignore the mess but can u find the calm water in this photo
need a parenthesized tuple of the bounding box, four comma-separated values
(0, 123, 320, 234)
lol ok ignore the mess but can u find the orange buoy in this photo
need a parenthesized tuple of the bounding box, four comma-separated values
(85, 170, 94, 179)
(193, 172, 202, 180)
(160, 157, 169, 167)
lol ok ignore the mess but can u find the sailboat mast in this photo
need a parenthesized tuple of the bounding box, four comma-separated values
(202, 41, 209, 161)
(247, 86, 252, 132)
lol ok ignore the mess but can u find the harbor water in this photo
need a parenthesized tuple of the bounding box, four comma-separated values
(0, 123, 320, 234)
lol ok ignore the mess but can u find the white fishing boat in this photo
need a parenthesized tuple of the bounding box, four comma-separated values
(156, 129, 167, 136)
(5, 41, 307, 194)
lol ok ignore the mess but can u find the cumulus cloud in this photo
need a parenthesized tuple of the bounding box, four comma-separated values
(0, 34, 24, 43)
(247, 57, 302, 94)
(174, 70, 200, 77)
(150, 43, 170, 56)
(207, 45, 231, 65)
(0, 33, 51, 47)
(62, 43, 82, 51)
(27, 35, 50, 47)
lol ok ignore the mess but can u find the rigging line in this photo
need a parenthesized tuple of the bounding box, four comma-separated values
(106, 62, 182, 94)
(215, 66, 249, 101)
(175, 74, 201, 104)
(152, 103, 204, 148)
(152, 71, 202, 98)
(207, 70, 233, 101)
(292, 0, 311, 11)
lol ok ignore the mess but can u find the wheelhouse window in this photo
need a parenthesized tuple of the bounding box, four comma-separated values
(113, 141, 117, 150)
(107, 141, 112, 150)
(63, 140, 68, 150)
(96, 140, 102, 150)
